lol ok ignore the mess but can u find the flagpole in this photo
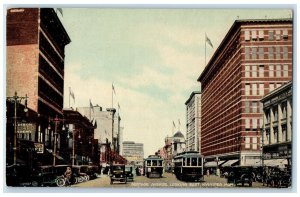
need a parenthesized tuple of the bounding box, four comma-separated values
(89, 99, 91, 120)
(69, 87, 71, 108)
(112, 84, 113, 109)
(205, 34, 207, 65)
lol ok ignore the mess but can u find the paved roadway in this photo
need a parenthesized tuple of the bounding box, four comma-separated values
(72, 173, 265, 188)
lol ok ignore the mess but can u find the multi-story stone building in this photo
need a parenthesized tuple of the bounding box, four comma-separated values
(122, 141, 144, 165)
(77, 105, 122, 165)
(261, 81, 292, 168)
(185, 91, 201, 152)
(198, 19, 292, 167)
(6, 8, 71, 165)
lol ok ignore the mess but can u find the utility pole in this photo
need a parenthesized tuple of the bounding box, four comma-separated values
(6, 91, 28, 165)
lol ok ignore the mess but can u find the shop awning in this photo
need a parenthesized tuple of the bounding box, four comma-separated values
(244, 159, 261, 167)
(264, 159, 287, 168)
(221, 159, 239, 167)
(204, 161, 218, 167)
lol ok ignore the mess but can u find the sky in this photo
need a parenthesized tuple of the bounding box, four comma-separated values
(59, 8, 292, 157)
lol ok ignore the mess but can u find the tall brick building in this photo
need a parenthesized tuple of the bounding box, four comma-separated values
(198, 19, 292, 167)
(6, 8, 71, 164)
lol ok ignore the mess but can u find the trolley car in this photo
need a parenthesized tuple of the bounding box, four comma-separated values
(173, 151, 204, 182)
(144, 155, 164, 178)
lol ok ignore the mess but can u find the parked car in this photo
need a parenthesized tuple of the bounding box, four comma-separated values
(110, 164, 127, 184)
(87, 165, 100, 179)
(227, 167, 253, 187)
(125, 165, 134, 182)
(72, 165, 89, 183)
(265, 167, 291, 188)
(6, 164, 32, 186)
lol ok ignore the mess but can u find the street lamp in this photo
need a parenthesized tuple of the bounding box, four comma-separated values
(48, 115, 65, 166)
(6, 91, 28, 165)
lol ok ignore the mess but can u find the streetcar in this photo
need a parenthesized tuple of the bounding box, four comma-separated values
(144, 155, 164, 178)
(173, 151, 204, 182)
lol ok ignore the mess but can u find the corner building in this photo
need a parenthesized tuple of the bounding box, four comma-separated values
(6, 8, 70, 164)
(198, 19, 292, 166)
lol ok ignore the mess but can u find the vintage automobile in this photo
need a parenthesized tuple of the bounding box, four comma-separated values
(110, 164, 127, 184)
(265, 167, 291, 188)
(6, 164, 33, 186)
(125, 165, 134, 182)
(72, 165, 89, 183)
(87, 165, 100, 179)
(227, 166, 253, 187)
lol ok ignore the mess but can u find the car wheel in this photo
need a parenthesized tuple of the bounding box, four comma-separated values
(56, 177, 65, 187)
(271, 180, 275, 187)
(31, 181, 39, 187)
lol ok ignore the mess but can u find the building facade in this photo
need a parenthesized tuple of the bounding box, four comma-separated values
(172, 131, 186, 156)
(63, 108, 97, 166)
(6, 8, 71, 165)
(122, 141, 144, 165)
(198, 19, 292, 166)
(185, 91, 201, 152)
(261, 81, 292, 168)
(77, 105, 122, 165)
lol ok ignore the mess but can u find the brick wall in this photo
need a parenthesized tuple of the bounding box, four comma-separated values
(6, 44, 39, 111)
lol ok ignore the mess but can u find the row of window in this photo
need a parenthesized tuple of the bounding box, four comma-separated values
(245, 64, 289, 78)
(245, 118, 263, 130)
(244, 137, 258, 150)
(265, 102, 288, 123)
(265, 124, 290, 144)
(245, 46, 289, 60)
(245, 101, 263, 113)
(244, 29, 289, 41)
(245, 83, 283, 96)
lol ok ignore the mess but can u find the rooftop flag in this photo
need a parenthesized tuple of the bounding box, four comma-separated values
(205, 33, 213, 48)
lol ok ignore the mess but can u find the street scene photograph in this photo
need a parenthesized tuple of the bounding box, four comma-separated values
(4, 6, 294, 190)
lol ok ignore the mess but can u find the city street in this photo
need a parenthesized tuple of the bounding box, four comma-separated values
(72, 172, 265, 188)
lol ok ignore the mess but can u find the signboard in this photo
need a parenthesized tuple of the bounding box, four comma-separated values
(34, 143, 44, 154)
(17, 123, 35, 134)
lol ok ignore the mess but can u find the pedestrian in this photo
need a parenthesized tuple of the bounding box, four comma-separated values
(206, 169, 210, 177)
(64, 167, 72, 186)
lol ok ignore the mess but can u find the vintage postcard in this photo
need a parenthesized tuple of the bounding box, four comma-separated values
(5, 6, 293, 190)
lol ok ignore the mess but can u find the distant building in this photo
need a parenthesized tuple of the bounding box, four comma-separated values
(172, 131, 186, 156)
(122, 141, 144, 165)
(198, 19, 292, 167)
(261, 81, 292, 168)
(77, 105, 122, 164)
(185, 91, 201, 152)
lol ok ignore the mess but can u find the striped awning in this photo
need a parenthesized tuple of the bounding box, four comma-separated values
(264, 159, 287, 168)
(221, 159, 239, 167)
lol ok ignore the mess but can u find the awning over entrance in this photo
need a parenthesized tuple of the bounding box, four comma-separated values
(221, 159, 239, 167)
(244, 159, 261, 167)
(204, 161, 218, 167)
(264, 159, 287, 168)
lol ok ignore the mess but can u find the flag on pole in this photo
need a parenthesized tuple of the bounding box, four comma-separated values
(173, 121, 176, 128)
(57, 8, 63, 16)
(70, 88, 75, 102)
(112, 84, 116, 95)
(90, 99, 94, 112)
(205, 33, 213, 48)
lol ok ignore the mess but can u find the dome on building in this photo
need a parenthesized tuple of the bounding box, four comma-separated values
(173, 131, 184, 138)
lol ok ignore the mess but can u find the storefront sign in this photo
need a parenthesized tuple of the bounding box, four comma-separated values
(34, 143, 44, 154)
(17, 123, 35, 134)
